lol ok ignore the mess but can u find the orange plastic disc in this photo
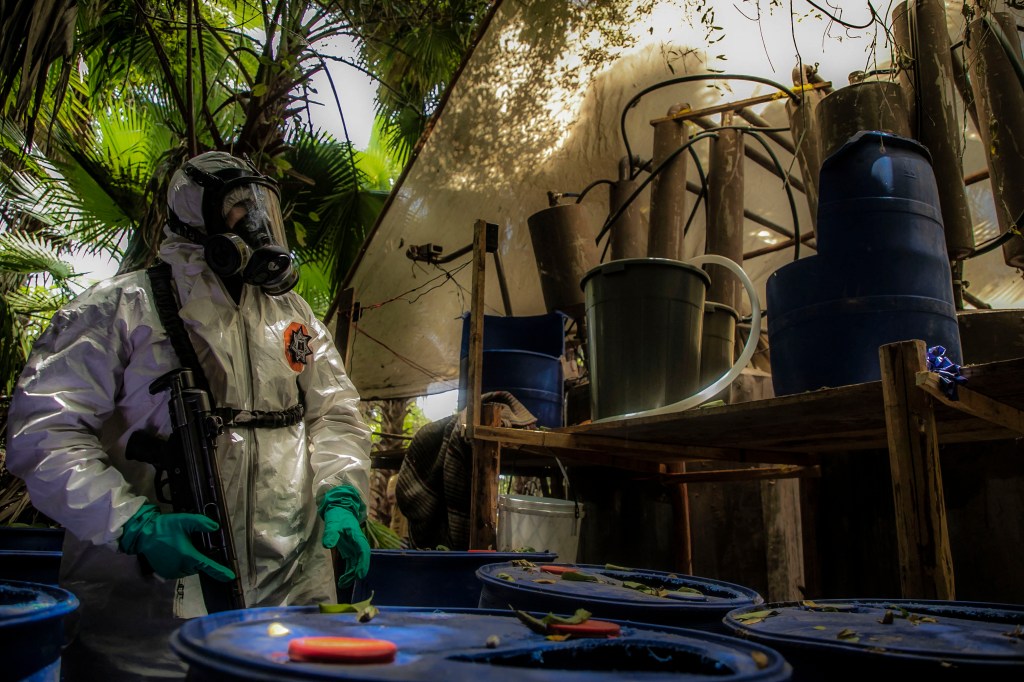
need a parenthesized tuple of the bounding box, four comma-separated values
(539, 565, 578, 575)
(288, 636, 397, 664)
(548, 620, 622, 638)
(467, 549, 496, 553)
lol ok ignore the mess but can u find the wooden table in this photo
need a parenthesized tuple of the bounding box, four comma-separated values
(462, 220, 1024, 600)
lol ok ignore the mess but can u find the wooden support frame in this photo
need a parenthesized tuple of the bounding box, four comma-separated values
(879, 340, 956, 600)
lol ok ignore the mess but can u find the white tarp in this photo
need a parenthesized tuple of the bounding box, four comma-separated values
(343, 0, 1023, 400)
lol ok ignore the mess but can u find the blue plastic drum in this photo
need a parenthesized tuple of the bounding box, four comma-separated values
(0, 579, 78, 682)
(171, 606, 793, 681)
(477, 562, 763, 632)
(352, 550, 556, 608)
(724, 598, 1024, 681)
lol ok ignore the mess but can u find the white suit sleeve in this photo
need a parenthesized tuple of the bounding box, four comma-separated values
(6, 292, 147, 547)
(299, 316, 372, 505)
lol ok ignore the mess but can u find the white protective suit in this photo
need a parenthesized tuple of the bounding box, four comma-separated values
(7, 229, 371, 680)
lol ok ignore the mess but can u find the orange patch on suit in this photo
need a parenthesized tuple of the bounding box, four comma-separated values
(285, 322, 314, 371)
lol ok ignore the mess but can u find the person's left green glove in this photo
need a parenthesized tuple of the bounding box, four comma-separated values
(319, 484, 371, 589)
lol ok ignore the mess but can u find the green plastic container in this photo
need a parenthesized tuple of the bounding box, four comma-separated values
(582, 258, 709, 420)
(699, 302, 739, 403)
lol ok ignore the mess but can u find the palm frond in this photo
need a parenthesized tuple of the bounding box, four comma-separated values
(0, 232, 73, 280)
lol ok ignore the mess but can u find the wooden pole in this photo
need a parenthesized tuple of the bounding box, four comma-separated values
(670, 479, 693, 574)
(465, 219, 489, 440)
(470, 403, 502, 549)
(333, 287, 357, 368)
(879, 340, 955, 599)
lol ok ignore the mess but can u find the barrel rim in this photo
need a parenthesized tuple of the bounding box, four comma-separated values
(580, 257, 712, 290)
(724, 598, 1024, 664)
(0, 579, 79, 628)
(476, 562, 763, 612)
(822, 129, 933, 166)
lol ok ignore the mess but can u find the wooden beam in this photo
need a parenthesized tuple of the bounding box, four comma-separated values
(879, 340, 956, 600)
(333, 287, 357, 368)
(469, 403, 501, 549)
(651, 464, 819, 484)
(916, 371, 1024, 434)
(465, 219, 489, 439)
(472, 425, 817, 466)
(650, 81, 832, 124)
(670, 480, 693, 574)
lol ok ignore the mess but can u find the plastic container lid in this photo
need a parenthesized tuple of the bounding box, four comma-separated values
(724, 599, 1024, 668)
(287, 636, 397, 664)
(171, 606, 793, 681)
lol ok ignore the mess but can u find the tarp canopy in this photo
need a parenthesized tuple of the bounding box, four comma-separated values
(342, 0, 1024, 401)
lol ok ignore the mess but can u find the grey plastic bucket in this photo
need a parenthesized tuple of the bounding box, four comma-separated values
(582, 258, 710, 420)
(699, 302, 740, 403)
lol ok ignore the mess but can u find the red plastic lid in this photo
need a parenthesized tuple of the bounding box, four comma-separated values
(549, 620, 621, 638)
(539, 565, 578, 575)
(288, 637, 398, 664)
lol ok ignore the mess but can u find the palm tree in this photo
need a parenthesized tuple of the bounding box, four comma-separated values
(0, 0, 490, 372)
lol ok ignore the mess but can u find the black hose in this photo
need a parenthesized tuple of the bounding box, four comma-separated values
(619, 74, 801, 180)
(575, 178, 614, 204)
(595, 130, 721, 248)
(982, 14, 1024, 93)
(683, 146, 708, 238)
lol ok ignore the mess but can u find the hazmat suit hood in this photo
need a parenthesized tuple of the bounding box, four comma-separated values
(167, 151, 298, 295)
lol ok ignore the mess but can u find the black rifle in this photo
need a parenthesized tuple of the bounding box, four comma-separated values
(126, 368, 245, 612)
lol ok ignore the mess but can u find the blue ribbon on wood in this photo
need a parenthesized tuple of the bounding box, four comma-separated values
(926, 346, 967, 400)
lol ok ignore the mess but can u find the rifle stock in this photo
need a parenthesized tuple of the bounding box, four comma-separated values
(126, 368, 245, 612)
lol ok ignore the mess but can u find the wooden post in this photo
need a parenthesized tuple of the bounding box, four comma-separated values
(333, 287, 358, 368)
(670, 479, 694, 574)
(879, 340, 956, 599)
(465, 219, 489, 440)
(470, 403, 502, 549)
(761, 475, 806, 602)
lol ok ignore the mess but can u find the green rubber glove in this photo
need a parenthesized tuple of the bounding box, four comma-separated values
(119, 503, 236, 582)
(319, 485, 371, 588)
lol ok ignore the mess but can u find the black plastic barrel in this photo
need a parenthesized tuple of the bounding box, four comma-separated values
(582, 258, 709, 419)
(477, 562, 762, 633)
(724, 598, 1024, 682)
(351, 550, 556, 608)
(172, 605, 793, 681)
(766, 130, 962, 396)
(0, 579, 79, 682)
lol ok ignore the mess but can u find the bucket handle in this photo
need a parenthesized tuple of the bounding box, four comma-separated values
(592, 254, 763, 422)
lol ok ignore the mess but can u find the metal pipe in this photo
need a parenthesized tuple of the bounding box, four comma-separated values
(706, 112, 746, 310)
(648, 106, 690, 260)
(967, 11, 1024, 269)
(892, 0, 975, 259)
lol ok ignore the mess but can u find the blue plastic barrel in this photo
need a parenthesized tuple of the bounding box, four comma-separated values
(766, 129, 962, 396)
(351, 550, 556, 608)
(0, 579, 79, 682)
(0, 527, 65, 586)
(457, 313, 566, 427)
(724, 598, 1024, 682)
(171, 605, 793, 681)
(477, 562, 762, 633)
(816, 131, 945, 257)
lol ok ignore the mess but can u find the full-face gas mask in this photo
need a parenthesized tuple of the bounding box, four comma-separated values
(167, 152, 299, 296)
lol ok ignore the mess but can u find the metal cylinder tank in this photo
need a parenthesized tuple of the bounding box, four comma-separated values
(966, 11, 1024, 269)
(815, 81, 911, 161)
(527, 202, 600, 320)
(891, 0, 975, 259)
(648, 109, 690, 260)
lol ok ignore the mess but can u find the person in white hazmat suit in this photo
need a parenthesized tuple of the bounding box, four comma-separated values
(6, 151, 372, 680)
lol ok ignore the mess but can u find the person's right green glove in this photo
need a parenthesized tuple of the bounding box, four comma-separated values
(119, 503, 236, 582)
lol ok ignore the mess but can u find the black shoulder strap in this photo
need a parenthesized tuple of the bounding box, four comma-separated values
(146, 261, 217, 404)
(146, 261, 305, 429)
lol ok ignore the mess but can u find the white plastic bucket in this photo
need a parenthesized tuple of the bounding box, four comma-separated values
(497, 494, 584, 563)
